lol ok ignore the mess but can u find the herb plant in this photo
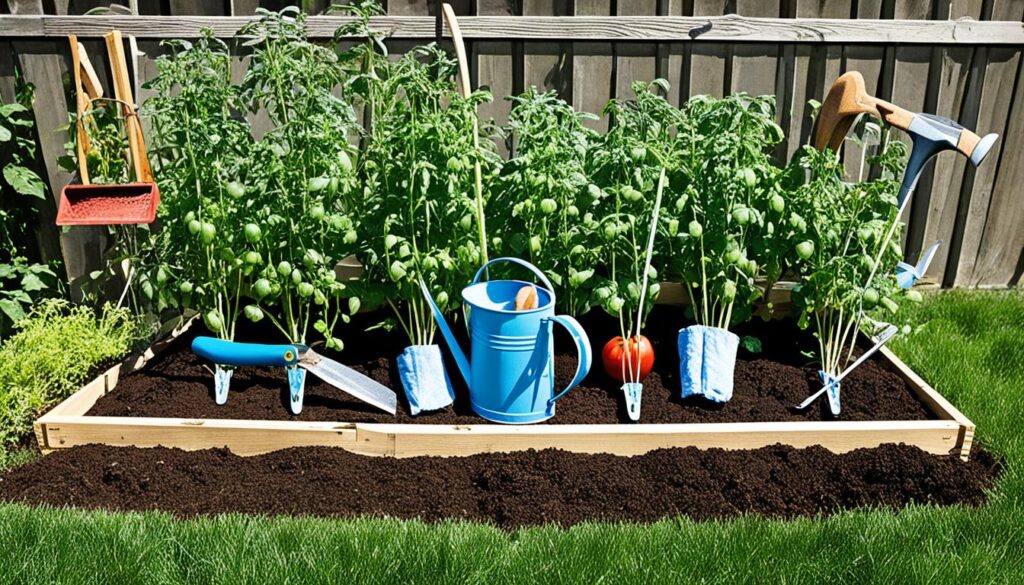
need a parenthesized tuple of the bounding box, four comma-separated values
(0, 299, 150, 446)
(497, 87, 597, 316)
(661, 94, 787, 330)
(354, 43, 500, 346)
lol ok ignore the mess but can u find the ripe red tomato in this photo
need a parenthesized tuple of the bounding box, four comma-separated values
(602, 335, 655, 383)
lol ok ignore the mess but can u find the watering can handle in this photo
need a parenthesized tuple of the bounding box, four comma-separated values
(547, 315, 592, 405)
(472, 257, 556, 302)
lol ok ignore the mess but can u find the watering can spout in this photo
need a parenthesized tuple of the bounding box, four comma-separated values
(418, 279, 472, 388)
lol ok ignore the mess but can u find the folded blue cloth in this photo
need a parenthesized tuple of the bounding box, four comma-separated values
(398, 345, 455, 416)
(678, 325, 739, 403)
(818, 370, 842, 415)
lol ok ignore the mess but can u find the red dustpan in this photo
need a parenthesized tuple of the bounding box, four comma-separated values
(57, 31, 158, 226)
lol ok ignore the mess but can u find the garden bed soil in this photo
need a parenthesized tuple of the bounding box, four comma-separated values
(0, 442, 1000, 529)
(86, 305, 934, 424)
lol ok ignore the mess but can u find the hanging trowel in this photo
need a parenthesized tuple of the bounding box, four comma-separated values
(795, 324, 899, 415)
(192, 337, 398, 415)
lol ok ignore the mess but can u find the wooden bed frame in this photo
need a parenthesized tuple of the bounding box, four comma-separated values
(33, 299, 975, 461)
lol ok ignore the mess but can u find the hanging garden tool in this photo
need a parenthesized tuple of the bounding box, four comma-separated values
(796, 324, 898, 415)
(895, 240, 941, 289)
(421, 258, 591, 424)
(57, 31, 159, 226)
(191, 337, 398, 415)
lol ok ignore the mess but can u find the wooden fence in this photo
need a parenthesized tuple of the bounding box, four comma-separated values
(2, 0, 1023, 289)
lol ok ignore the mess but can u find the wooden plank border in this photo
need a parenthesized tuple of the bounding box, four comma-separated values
(34, 303, 975, 461)
(1, 14, 1022, 44)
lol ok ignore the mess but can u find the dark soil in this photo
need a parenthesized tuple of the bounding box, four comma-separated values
(87, 306, 934, 423)
(0, 443, 1001, 529)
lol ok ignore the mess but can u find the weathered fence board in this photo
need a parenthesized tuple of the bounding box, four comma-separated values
(2, 0, 1022, 289)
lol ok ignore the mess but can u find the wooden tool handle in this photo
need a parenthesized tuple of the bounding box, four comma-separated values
(867, 97, 914, 132)
(441, 3, 471, 99)
(514, 285, 538, 311)
(104, 30, 153, 183)
(68, 35, 91, 185)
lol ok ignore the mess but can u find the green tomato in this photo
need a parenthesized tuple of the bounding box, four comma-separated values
(384, 234, 398, 249)
(297, 282, 315, 298)
(308, 176, 330, 192)
(725, 248, 742, 264)
(244, 251, 262, 265)
(253, 278, 272, 300)
(178, 281, 194, 295)
(155, 267, 169, 286)
(621, 186, 642, 202)
(603, 223, 617, 240)
(880, 296, 899, 314)
(770, 194, 785, 213)
(303, 249, 323, 269)
(675, 195, 688, 211)
(539, 198, 558, 214)
(732, 206, 751, 225)
(203, 310, 223, 333)
(722, 280, 737, 302)
(459, 214, 473, 231)
(744, 259, 758, 276)
(422, 256, 438, 271)
(862, 288, 879, 308)
(742, 167, 757, 189)
(389, 260, 407, 281)
(291, 268, 303, 285)
(566, 205, 579, 217)
(244, 305, 264, 322)
(277, 261, 293, 278)
(226, 181, 245, 199)
(310, 204, 326, 221)
(668, 219, 679, 237)
(796, 241, 815, 260)
(244, 223, 262, 244)
(187, 219, 202, 236)
(200, 222, 216, 245)
(338, 150, 353, 173)
(587, 184, 603, 200)
(343, 230, 357, 245)
(184, 211, 196, 223)
(688, 220, 703, 238)
(594, 286, 612, 301)
(530, 235, 542, 254)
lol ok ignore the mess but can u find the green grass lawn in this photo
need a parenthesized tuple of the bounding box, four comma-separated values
(1, 291, 1022, 584)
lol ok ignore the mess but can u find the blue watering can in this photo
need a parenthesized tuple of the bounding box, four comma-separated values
(420, 257, 592, 424)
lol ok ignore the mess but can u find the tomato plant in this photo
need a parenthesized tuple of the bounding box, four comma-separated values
(786, 135, 914, 380)
(660, 94, 787, 330)
(352, 43, 501, 346)
(495, 88, 598, 316)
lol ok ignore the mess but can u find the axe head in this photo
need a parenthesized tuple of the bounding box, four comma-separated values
(813, 71, 880, 153)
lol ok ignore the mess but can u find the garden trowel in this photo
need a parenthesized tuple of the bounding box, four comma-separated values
(795, 324, 898, 415)
(192, 337, 398, 415)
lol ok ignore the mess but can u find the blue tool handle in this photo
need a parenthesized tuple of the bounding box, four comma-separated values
(191, 336, 301, 367)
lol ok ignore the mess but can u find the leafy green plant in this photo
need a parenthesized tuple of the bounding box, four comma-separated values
(787, 138, 913, 379)
(496, 87, 598, 316)
(0, 299, 150, 446)
(142, 32, 253, 339)
(1, 81, 61, 337)
(661, 93, 787, 330)
(354, 43, 500, 346)
(586, 80, 681, 347)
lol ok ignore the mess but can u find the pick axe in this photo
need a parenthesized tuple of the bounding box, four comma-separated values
(814, 71, 999, 209)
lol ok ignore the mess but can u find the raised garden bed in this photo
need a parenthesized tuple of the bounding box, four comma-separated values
(34, 298, 976, 460)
